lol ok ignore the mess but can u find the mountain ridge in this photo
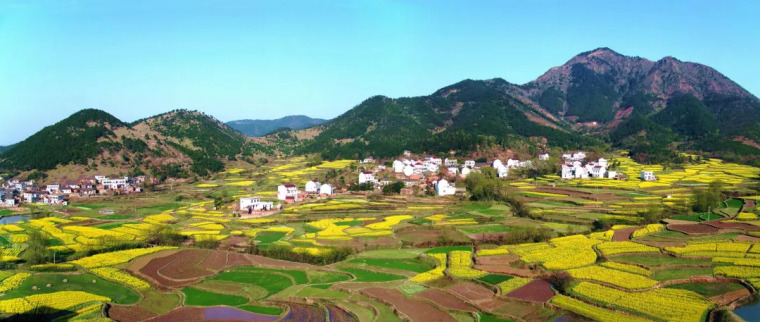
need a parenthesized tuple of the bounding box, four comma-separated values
(226, 115, 327, 137)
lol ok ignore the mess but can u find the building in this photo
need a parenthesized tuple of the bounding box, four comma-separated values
(361, 156, 375, 164)
(319, 183, 334, 196)
(305, 180, 320, 193)
(641, 171, 656, 181)
(444, 158, 458, 167)
(464, 160, 475, 168)
(506, 159, 520, 168)
(46, 184, 60, 194)
(435, 179, 456, 196)
(101, 177, 129, 189)
(393, 160, 405, 173)
(239, 197, 275, 212)
(538, 153, 550, 161)
(277, 184, 299, 201)
(359, 172, 376, 184)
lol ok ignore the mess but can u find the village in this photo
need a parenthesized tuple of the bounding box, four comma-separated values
(236, 150, 659, 217)
(0, 175, 154, 208)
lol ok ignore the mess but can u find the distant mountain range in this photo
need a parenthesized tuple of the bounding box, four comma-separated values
(294, 48, 760, 163)
(0, 145, 12, 153)
(227, 115, 327, 137)
(3, 48, 760, 177)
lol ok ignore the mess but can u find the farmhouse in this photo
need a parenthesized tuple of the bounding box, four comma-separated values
(239, 197, 275, 213)
(277, 184, 299, 202)
(538, 153, 550, 160)
(319, 183, 334, 196)
(444, 158, 458, 167)
(435, 179, 456, 196)
(358, 172, 376, 184)
(641, 171, 657, 181)
(392, 160, 405, 173)
(305, 180, 320, 193)
(46, 184, 60, 193)
(464, 160, 475, 168)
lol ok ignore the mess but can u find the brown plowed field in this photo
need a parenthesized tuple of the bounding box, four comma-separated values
(281, 303, 328, 322)
(363, 288, 455, 322)
(138, 251, 196, 288)
(473, 298, 509, 312)
(108, 305, 156, 322)
(159, 250, 214, 280)
(447, 282, 494, 302)
(415, 289, 477, 312)
(249, 254, 321, 270)
(613, 227, 637, 241)
(474, 254, 520, 266)
(227, 252, 255, 266)
(145, 307, 205, 322)
(326, 305, 357, 322)
(473, 265, 538, 278)
(505, 280, 554, 302)
(668, 224, 720, 235)
(709, 288, 751, 306)
(705, 221, 760, 231)
(198, 250, 228, 270)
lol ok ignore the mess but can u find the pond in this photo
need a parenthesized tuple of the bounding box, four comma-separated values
(0, 215, 30, 224)
(734, 294, 760, 320)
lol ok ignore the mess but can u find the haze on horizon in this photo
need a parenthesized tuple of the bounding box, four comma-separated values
(1, 0, 758, 146)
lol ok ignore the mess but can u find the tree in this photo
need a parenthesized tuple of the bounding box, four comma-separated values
(382, 181, 404, 194)
(692, 180, 724, 212)
(22, 231, 51, 265)
(464, 168, 504, 201)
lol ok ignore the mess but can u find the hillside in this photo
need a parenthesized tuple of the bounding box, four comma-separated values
(291, 48, 760, 162)
(0, 109, 273, 180)
(227, 115, 326, 137)
(297, 79, 597, 159)
(0, 144, 14, 153)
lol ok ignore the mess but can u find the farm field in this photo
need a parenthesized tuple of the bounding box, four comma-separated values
(1, 155, 760, 321)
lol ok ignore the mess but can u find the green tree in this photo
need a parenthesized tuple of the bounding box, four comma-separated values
(22, 231, 51, 265)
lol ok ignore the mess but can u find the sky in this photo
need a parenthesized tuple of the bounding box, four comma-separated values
(1, 0, 759, 145)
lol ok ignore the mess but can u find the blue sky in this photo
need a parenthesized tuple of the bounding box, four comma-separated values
(1, 0, 758, 145)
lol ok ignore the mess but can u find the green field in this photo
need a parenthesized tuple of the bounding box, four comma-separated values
(477, 274, 514, 285)
(209, 271, 293, 297)
(238, 304, 284, 316)
(347, 257, 435, 273)
(339, 267, 406, 282)
(665, 282, 747, 297)
(3, 273, 140, 304)
(182, 287, 249, 306)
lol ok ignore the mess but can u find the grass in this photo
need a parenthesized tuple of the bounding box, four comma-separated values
(99, 214, 134, 220)
(95, 222, 126, 230)
(234, 266, 307, 284)
(409, 219, 433, 225)
(665, 282, 746, 297)
(724, 199, 745, 209)
(0, 236, 9, 246)
(357, 249, 426, 259)
(652, 267, 714, 281)
(612, 254, 708, 267)
(209, 271, 293, 297)
(0, 210, 20, 216)
(398, 283, 427, 295)
(425, 246, 472, 254)
(671, 214, 704, 222)
(3, 273, 140, 304)
(339, 267, 406, 282)
(477, 313, 516, 322)
(238, 305, 283, 316)
(253, 231, 287, 246)
(459, 225, 515, 235)
(335, 220, 363, 226)
(294, 286, 350, 299)
(139, 289, 179, 314)
(182, 287, 249, 306)
(305, 270, 352, 284)
(346, 258, 435, 273)
(477, 274, 514, 285)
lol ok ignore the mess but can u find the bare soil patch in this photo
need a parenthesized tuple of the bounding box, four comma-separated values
(613, 227, 637, 241)
(473, 298, 509, 312)
(735, 235, 760, 242)
(415, 289, 477, 312)
(326, 305, 357, 322)
(668, 224, 719, 235)
(108, 305, 156, 322)
(249, 254, 322, 270)
(363, 288, 455, 322)
(474, 254, 520, 266)
(473, 265, 539, 278)
(505, 279, 554, 302)
(447, 282, 494, 302)
(280, 303, 328, 321)
(705, 221, 760, 231)
(139, 251, 201, 288)
(158, 250, 214, 280)
(226, 252, 255, 266)
(198, 250, 228, 270)
(710, 288, 751, 306)
(145, 307, 205, 322)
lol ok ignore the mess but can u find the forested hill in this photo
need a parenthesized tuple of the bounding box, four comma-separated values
(227, 115, 326, 137)
(297, 79, 598, 159)
(0, 109, 272, 179)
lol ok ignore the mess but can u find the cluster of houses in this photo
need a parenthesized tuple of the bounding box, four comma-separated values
(276, 180, 335, 203)
(560, 157, 617, 179)
(0, 175, 153, 208)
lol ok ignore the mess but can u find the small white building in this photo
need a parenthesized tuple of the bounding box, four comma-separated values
(538, 153, 550, 161)
(492, 160, 503, 169)
(240, 197, 274, 212)
(444, 158, 458, 167)
(506, 159, 520, 168)
(464, 160, 475, 168)
(561, 164, 574, 179)
(606, 171, 617, 179)
(641, 171, 656, 181)
(429, 157, 442, 165)
(435, 179, 456, 196)
(393, 160, 405, 173)
(403, 165, 414, 177)
(497, 166, 509, 178)
(319, 183, 334, 196)
(102, 177, 129, 189)
(277, 184, 299, 201)
(359, 172, 376, 184)
(305, 180, 320, 193)
(589, 166, 606, 178)
(361, 156, 375, 164)
(46, 184, 60, 194)
(447, 167, 459, 175)
(598, 158, 608, 168)
(460, 167, 472, 178)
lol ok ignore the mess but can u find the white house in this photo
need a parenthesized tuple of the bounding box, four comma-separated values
(444, 158, 458, 167)
(538, 153, 550, 161)
(492, 160, 503, 169)
(403, 165, 414, 177)
(561, 164, 574, 179)
(589, 166, 606, 178)
(606, 171, 617, 179)
(425, 163, 439, 173)
(447, 167, 459, 175)
(46, 184, 60, 194)
(102, 177, 129, 189)
(429, 157, 442, 165)
(361, 156, 375, 164)
(393, 160, 405, 173)
(562, 151, 586, 161)
(319, 183, 334, 196)
(598, 158, 608, 168)
(506, 159, 520, 168)
(641, 171, 656, 181)
(94, 175, 107, 182)
(435, 179, 456, 196)
(464, 160, 475, 168)
(277, 184, 299, 201)
(22, 192, 39, 203)
(240, 197, 274, 212)
(305, 180, 320, 193)
(497, 166, 509, 178)
(461, 167, 472, 178)
(359, 172, 376, 184)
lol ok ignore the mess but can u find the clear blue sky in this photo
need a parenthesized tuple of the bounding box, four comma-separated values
(1, 0, 758, 145)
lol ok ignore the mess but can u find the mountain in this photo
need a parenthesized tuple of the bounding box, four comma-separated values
(0, 109, 271, 179)
(293, 48, 760, 162)
(0, 144, 14, 153)
(297, 79, 598, 159)
(227, 115, 327, 137)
